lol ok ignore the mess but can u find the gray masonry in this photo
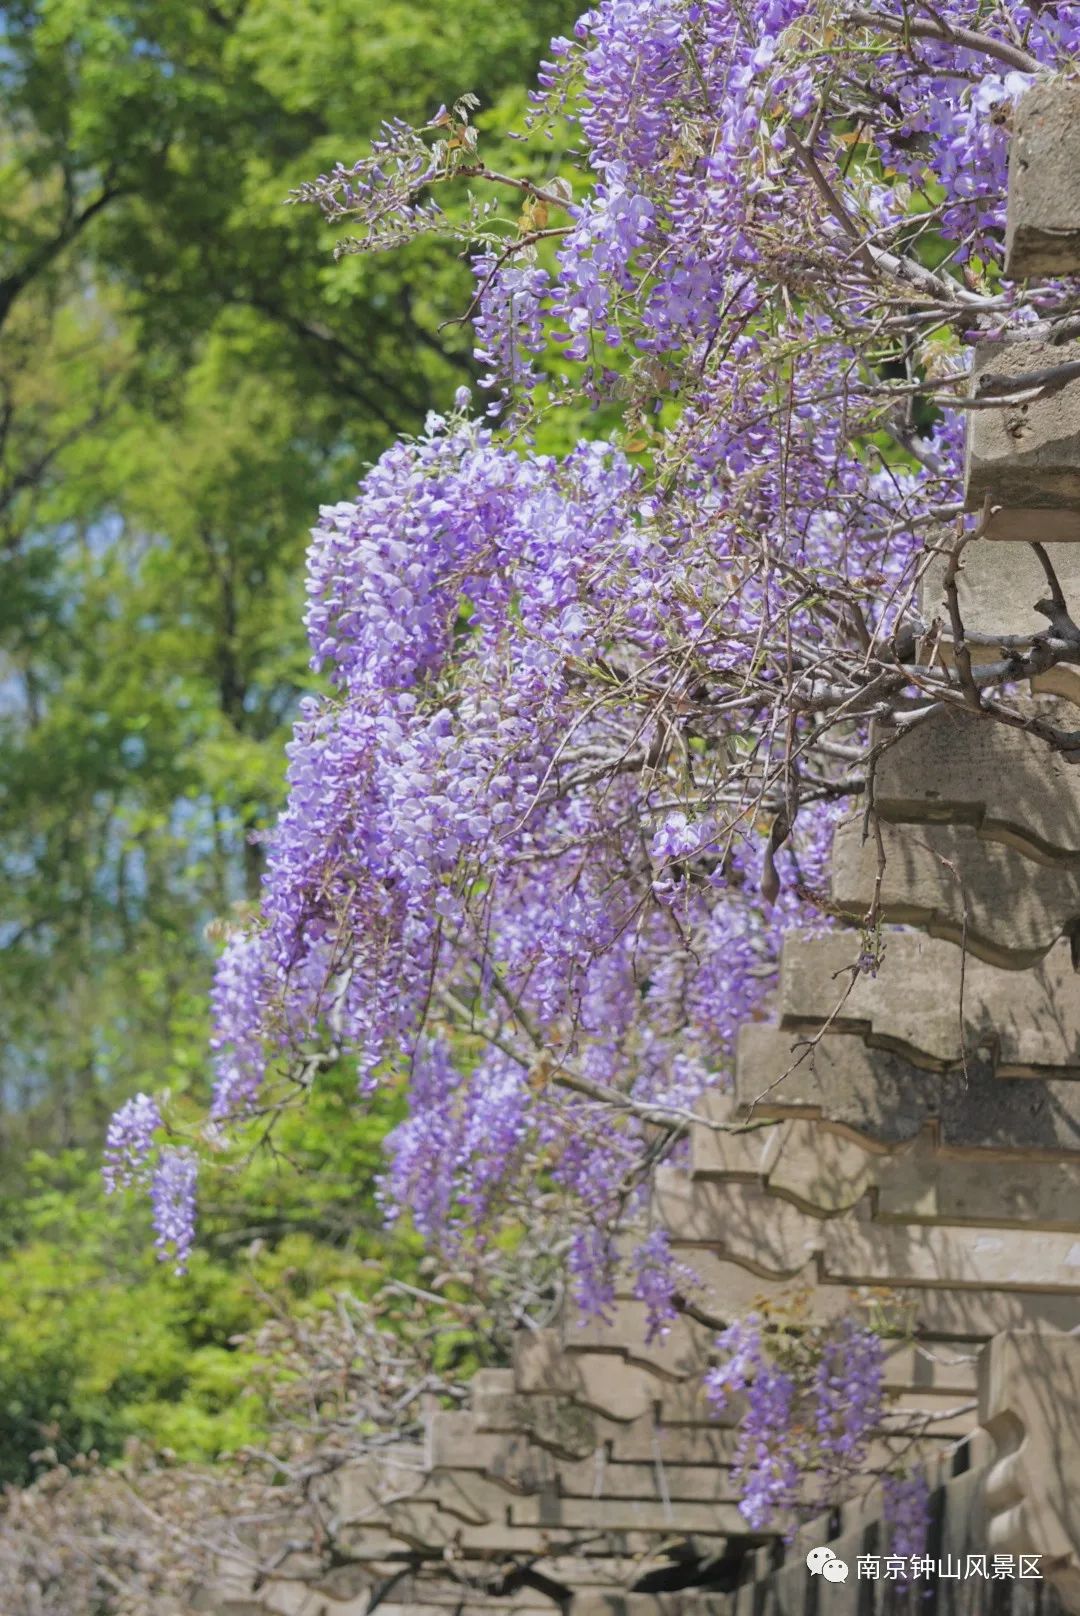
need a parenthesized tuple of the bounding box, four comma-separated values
(1006, 82, 1080, 278)
(964, 338, 1080, 539)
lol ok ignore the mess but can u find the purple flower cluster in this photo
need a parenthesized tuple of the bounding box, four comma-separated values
(208, 928, 273, 1120)
(112, 0, 1080, 1428)
(103, 1093, 164, 1192)
(525, 0, 1080, 393)
(814, 1316, 885, 1488)
(381, 1041, 531, 1244)
(882, 1470, 931, 1562)
(104, 1096, 197, 1275)
(630, 1228, 698, 1344)
(149, 1149, 198, 1275)
(550, 162, 655, 360)
(707, 1313, 885, 1530)
(568, 1227, 618, 1322)
(471, 250, 551, 412)
(707, 1315, 801, 1528)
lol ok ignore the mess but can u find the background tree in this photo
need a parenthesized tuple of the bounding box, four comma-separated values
(0, 0, 578, 1484)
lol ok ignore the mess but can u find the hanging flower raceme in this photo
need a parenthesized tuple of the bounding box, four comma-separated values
(707, 1311, 886, 1531)
(104, 1096, 196, 1273)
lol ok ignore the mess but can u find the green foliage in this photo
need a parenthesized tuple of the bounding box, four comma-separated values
(0, 0, 579, 1486)
(0, 0, 579, 1135)
(0, 1075, 419, 1486)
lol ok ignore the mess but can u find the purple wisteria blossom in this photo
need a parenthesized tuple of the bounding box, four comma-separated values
(149, 1149, 198, 1275)
(707, 1315, 802, 1529)
(471, 250, 551, 412)
(882, 1470, 931, 1563)
(708, 1312, 885, 1531)
(103, 1094, 164, 1192)
(194, 1, 1080, 1293)
(629, 1228, 698, 1344)
(814, 1316, 885, 1489)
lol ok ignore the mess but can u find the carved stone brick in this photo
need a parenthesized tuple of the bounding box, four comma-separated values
(779, 931, 1080, 1073)
(980, 1331, 1080, 1613)
(427, 1414, 559, 1493)
(918, 538, 1080, 705)
(680, 1249, 1080, 1336)
(654, 1170, 1080, 1291)
(727, 1024, 1080, 1152)
(873, 704, 1080, 862)
(574, 1299, 976, 1402)
(1006, 82, 1080, 279)
(964, 339, 1080, 540)
(830, 816, 1080, 967)
(688, 1108, 1080, 1226)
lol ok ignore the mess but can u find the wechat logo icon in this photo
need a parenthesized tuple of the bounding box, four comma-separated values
(806, 1546, 850, 1583)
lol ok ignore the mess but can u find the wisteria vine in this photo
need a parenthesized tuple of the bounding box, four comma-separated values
(108, 0, 1080, 1515)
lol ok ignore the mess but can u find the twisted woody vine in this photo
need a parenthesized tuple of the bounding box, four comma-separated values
(104, 0, 1080, 1538)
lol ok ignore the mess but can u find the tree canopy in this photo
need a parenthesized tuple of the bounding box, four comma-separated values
(0, 0, 578, 1486)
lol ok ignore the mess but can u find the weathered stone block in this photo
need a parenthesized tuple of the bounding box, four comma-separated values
(778, 931, 1080, 1074)
(690, 1104, 1080, 1226)
(727, 1024, 1080, 1153)
(606, 1420, 739, 1467)
(692, 1114, 877, 1212)
(509, 1493, 747, 1535)
(657, 1169, 1080, 1290)
(581, 1278, 979, 1405)
(427, 1413, 560, 1494)
(919, 539, 1080, 705)
(554, 1457, 745, 1505)
(826, 1213, 1080, 1294)
(1006, 82, 1080, 279)
(874, 1141, 1080, 1228)
(830, 816, 1080, 967)
(509, 1332, 720, 1430)
(980, 1331, 1080, 1614)
(729, 1025, 941, 1140)
(964, 338, 1080, 540)
(564, 1303, 714, 1379)
(873, 704, 1080, 862)
(513, 1330, 654, 1417)
(470, 1368, 515, 1401)
(473, 1389, 600, 1459)
(548, 1558, 670, 1591)
(683, 1248, 1080, 1337)
(332, 1499, 641, 1558)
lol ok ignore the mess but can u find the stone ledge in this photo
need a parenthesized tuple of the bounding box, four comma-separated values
(918, 539, 1080, 705)
(830, 817, 1080, 968)
(964, 338, 1080, 539)
(1006, 81, 1080, 279)
(778, 931, 1080, 1074)
(728, 1023, 1080, 1153)
(873, 704, 1080, 864)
